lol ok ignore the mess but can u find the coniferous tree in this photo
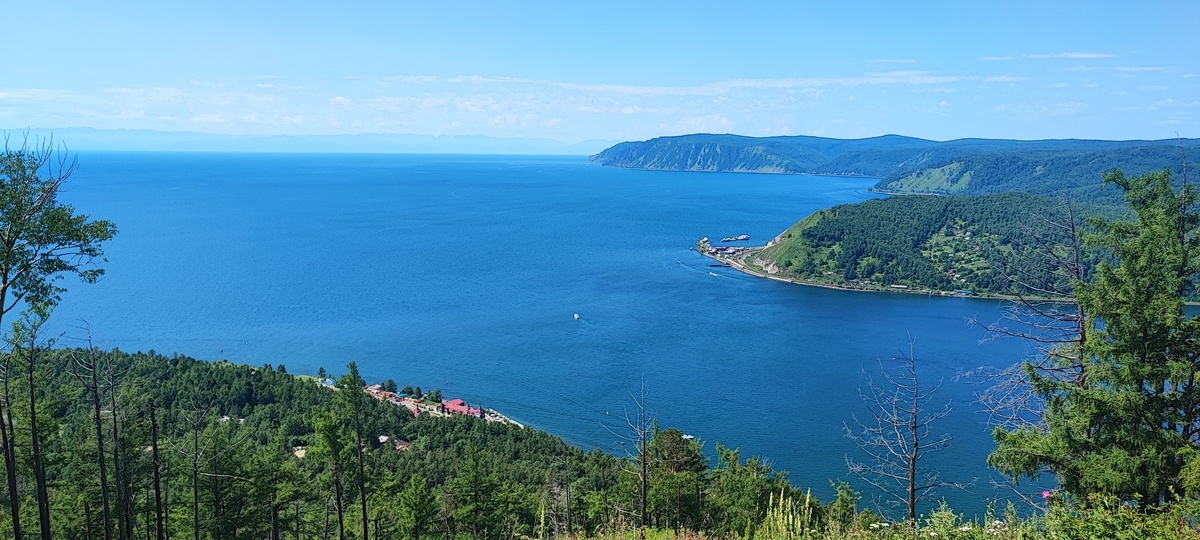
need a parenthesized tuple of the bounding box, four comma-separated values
(398, 475, 436, 540)
(990, 169, 1200, 504)
(0, 136, 114, 540)
(334, 361, 374, 540)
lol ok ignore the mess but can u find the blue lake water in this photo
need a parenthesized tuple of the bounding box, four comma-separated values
(53, 152, 1043, 517)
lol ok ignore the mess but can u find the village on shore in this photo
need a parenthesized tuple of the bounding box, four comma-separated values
(696, 235, 980, 298)
(320, 377, 524, 428)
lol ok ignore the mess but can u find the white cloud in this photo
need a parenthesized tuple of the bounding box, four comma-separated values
(1116, 66, 1165, 72)
(984, 75, 1027, 83)
(660, 114, 735, 134)
(188, 80, 227, 88)
(0, 88, 74, 101)
(1027, 52, 1114, 59)
(994, 101, 1085, 117)
(383, 75, 440, 83)
(330, 96, 353, 106)
(873, 58, 917, 64)
(256, 82, 302, 91)
(454, 95, 498, 113)
(981, 56, 1014, 61)
(188, 113, 228, 123)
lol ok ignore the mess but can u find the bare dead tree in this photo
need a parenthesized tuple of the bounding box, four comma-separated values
(149, 402, 165, 540)
(971, 201, 1089, 430)
(69, 333, 117, 540)
(543, 456, 574, 540)
(958, 201, 1093, 507)
(176, 400, 215, 540)
(844, 340, 969, 522)
(605, 379, 653, 536)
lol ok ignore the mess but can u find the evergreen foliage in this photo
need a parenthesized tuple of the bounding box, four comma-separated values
(989, 169, 1200, 505)
(0, 349, 846, 539)
(749, 192, 1106, 296)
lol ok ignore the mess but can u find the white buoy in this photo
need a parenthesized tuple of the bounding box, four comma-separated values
(573, 313, 580, 320)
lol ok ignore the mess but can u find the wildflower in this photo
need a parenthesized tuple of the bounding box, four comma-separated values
(1042, 490, 1052, 499)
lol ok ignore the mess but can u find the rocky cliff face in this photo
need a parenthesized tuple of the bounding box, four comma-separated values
(592, 139, 801, 173)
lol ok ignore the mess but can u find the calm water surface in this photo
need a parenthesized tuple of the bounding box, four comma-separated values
(54, 153, 1043, 516)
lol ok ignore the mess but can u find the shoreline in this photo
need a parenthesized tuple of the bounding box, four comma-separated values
(351, 381, 526, 428)
(699, 246, 1065, 303)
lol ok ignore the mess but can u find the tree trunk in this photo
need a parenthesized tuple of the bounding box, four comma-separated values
(85, 498, 95, 540)
(909, 375, 919, 523)
(111, 389, 131, 540)
(640, 423, 648, 533)
(192, 426, 201, 540)
(27, 344, 52, 540)
(334, 466, 346, 540)
(356, 444, 368, 540)
(150, 404, 165, 540)
(0, 355, 21, 540)
(92, 364, 114, 540)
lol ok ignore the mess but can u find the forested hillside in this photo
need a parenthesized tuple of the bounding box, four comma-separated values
(591, 134, 1200, 203)
(736, 192, 1104, 296)
(1, 349, 841, 539)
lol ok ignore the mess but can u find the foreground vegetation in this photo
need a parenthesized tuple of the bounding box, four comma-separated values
(0, 347, 880, 539)
(6, 349, 1199, 540)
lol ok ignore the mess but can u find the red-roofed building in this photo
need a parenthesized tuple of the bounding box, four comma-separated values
(443, 398, 483, 417)
(444, 398, 469, 414)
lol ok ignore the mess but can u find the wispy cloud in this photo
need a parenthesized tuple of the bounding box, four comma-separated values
(981, 56, 1013, 61)
(984, 75, 1027, 83)
(659, 114, 735, 134)
(872, 58, 917, 64)
(994, 101, 1086, 117)
(0, 88, 75, 101)
(1027, 52, 1114, 59)
(1116, 66, 1166, 72)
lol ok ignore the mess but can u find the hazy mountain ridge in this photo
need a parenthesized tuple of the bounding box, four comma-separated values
(592, 134, 1200, 202)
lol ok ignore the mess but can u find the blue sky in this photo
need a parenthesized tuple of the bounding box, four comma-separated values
(3, 1, 1197, 144)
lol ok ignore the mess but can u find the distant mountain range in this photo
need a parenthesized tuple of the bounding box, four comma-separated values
(591, 134, 1200, 205)
(1, 128, 616, 155)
